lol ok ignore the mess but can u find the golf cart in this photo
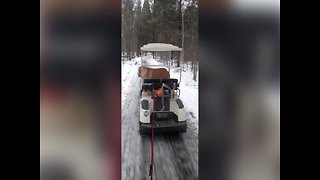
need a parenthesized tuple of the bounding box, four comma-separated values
(138, 43, 187, 134)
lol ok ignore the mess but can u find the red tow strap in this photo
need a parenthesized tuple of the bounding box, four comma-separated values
(149, 94, 156, 179)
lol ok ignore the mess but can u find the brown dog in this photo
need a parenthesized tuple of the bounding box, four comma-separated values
(138, 66, 170, 79)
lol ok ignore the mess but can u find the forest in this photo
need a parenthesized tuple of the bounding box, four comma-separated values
(122, 0, 198, 79)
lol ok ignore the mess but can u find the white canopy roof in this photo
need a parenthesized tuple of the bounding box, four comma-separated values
(141, 43, 182, 52)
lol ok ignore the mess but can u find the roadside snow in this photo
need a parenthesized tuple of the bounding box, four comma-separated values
(121, 58, 140, 110)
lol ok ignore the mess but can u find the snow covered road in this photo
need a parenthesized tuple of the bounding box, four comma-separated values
(121, 57, 198, 180)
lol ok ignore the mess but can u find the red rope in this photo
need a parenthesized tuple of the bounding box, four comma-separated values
(149, 94, 155, 179)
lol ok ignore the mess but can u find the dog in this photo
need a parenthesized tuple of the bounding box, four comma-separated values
(137, 66, 170, 79)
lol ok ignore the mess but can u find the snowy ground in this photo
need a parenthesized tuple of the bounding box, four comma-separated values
(121, 56, 198, 180)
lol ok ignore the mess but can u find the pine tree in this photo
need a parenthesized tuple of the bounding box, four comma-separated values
(141, 0, 152, 45)
(134, 0, 143, 55)
(122, 0, 135, 59)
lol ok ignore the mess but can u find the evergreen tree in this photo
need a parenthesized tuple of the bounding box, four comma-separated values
(141, 0, 153, 45)
(134, 0, 143, 55)
(122, 0, 135, 59)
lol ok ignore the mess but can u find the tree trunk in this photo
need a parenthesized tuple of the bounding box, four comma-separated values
(171, 51, 173, 66)
(193, 61, 197, 81)
(177, 0, 182, 67)
(192, 61, 194, 71)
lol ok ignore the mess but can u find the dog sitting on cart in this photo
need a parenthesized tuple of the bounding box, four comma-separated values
(137, 43, 187, 134)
